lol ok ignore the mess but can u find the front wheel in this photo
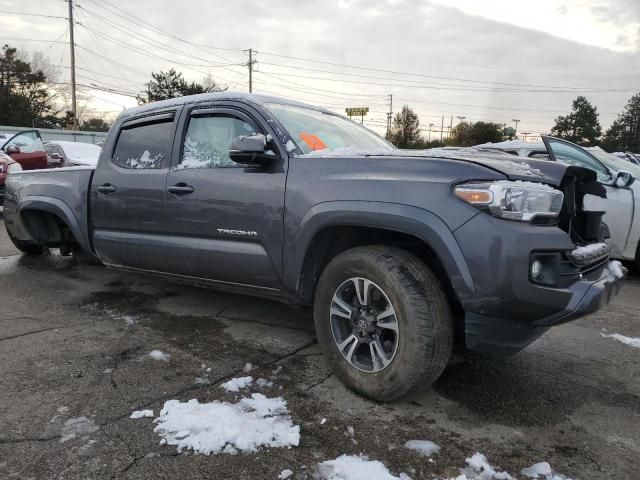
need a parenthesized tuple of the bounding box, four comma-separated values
(313, 246, 453, 401)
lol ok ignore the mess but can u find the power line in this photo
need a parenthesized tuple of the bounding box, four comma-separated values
(0, 10, 66, 19)
(257, 50, 637, 92)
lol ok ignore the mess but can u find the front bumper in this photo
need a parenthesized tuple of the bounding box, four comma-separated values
(453, 213, 626, 355)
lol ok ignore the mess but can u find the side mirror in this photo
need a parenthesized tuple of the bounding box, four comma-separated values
(615, 170, 635, 188)
(229, 133, 275, 166)
(50, 153, 62, 160)
(6, 145, 20, 155)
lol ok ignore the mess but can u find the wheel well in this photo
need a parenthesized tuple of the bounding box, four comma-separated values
(298, 226, 463, 316)
(20, 209, 74, 248)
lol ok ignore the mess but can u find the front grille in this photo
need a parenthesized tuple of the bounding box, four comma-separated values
(558, 255, 608, 286)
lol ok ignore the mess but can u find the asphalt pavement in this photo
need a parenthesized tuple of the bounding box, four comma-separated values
(0, 212, 638, 479)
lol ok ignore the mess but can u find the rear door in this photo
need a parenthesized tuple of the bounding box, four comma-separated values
(1, 130, 47, 170)
(90, 110, 180, 270)
(543, 136, 633, 255)
(162, 103, 287, 289)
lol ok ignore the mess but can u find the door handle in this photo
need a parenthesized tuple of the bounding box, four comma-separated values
(97, 183, 116, 194)
(167, 183, 195, 195)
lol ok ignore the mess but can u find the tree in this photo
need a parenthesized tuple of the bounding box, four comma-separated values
(0, 45, 59, 127)
(137, 69, 227, 104)
(386, 105, 423, 148)
(81, 117, 111, 132)
(449, 121, 504, 146)
(602, 92, 640, 152)
(550, 96, 602, 146)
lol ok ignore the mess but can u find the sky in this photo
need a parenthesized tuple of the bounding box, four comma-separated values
(0, 0, 638, 138)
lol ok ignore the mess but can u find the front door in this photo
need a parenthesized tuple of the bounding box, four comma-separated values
(163, 105, 287, 289)
(90, 110, 179, 270)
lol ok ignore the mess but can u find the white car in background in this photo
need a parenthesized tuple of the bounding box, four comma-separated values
(43, 141, 101, 168)
(480, 137, 640, 266)
(612, 151, 640, 166)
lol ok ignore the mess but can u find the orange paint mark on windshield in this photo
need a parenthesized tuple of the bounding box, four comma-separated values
(299, 132, 326, 151)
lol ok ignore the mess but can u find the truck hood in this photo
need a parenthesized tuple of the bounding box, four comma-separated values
(302, 147, 596, 187)
(399, 148, 592, 187)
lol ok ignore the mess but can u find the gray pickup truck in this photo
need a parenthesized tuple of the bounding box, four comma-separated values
(3, 93, 626, 400)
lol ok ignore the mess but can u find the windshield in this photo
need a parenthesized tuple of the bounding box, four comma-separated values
(266, 103, 394, 155)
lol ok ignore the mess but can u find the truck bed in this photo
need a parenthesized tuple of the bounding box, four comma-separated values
(4, 167, 95, 253)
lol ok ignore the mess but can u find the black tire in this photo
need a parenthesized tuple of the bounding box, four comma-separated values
(6, 226, 43, 255)
(313, 245, 453, 401)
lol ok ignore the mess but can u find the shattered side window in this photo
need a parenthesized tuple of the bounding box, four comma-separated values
(112, 119, 174, 169)
(178, 115, 258, 169)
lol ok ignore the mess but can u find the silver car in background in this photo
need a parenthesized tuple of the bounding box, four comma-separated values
(44, 141, 101, 168)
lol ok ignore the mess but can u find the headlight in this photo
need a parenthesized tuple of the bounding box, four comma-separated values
(454, 180, 564, 222)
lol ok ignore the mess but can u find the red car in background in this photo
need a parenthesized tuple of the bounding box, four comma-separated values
(0, 130, 48, 170)
(0, 130, 47, 205)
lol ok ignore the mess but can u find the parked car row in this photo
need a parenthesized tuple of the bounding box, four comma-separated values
(0, 130, 101, 205)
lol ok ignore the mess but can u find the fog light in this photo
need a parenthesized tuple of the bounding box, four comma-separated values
(531, 259, 543, 280)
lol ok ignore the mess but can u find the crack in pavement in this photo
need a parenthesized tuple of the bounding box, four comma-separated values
(0, 320, 97, 343)
(304, 372, 334, 392)
(0, 434, 60, 445)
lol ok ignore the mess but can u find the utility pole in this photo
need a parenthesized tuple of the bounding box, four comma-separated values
(448, 115, 453, 139)
(68, 0, 77, 129)
(244, 48, 257, 93)
(440, 115, 444, 143)
(512, 119, 520, 139)
(428, 123, 434, 142)
(386, 94, 393, 137)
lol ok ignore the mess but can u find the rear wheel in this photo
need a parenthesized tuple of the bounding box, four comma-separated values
(6, 226, 43, 255)
(313, 245, 453, 401)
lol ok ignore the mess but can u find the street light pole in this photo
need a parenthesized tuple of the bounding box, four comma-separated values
(512, 119, 520, 139)
(457, 115, 466, 124)
(428, 123, 434, 141)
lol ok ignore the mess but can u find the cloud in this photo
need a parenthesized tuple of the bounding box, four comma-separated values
(3, 0, 639, 133)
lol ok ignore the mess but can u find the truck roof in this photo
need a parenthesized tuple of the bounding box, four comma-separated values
(120, 92, 335, 120)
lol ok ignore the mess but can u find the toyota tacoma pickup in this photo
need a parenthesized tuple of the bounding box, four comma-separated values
(3, 93, 626, 401)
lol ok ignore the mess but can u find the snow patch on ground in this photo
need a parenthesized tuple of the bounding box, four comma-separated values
(314, 455, 405, 480)
(462, 453, 513, 479)
(404, 439, 440, 457)
(521, 462, 552, 478)
(279, 469, 294, 479)
(130, 409, 154, 419)
(221, 376, 253, 392)
(148, 350, 171, 362)
(601, 332, 640, 349)
(256, 377, 273, 388)
(153, 394, 299, 455)
(123, 315, 136, 327)
(453, 454, 574, 480)
(60, 417, 99, 443)
(243, 362, 253, 372)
